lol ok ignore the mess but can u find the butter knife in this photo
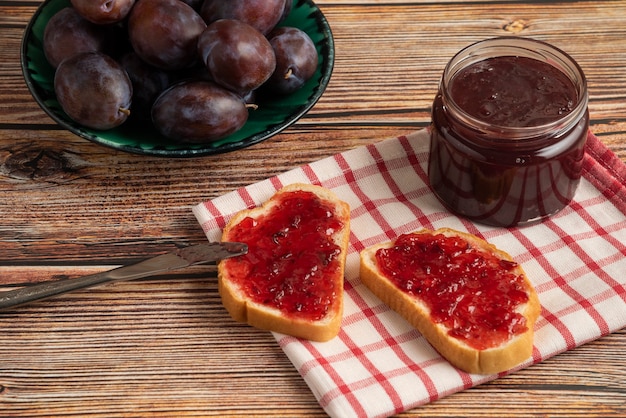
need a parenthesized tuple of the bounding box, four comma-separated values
(0, 242, 247, 312)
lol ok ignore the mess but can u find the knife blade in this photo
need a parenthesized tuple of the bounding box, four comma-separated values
(0, 242, 247, 312)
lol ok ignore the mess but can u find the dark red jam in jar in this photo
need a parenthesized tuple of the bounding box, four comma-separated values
(429, 37, 589, 227)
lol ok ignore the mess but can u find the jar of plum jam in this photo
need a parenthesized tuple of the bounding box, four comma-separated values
(428, 37, 589, 227)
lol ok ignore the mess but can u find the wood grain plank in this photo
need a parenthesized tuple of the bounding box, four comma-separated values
(1, 0, 625, 416)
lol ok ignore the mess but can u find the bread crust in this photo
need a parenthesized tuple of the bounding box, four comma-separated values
(218, 183, 350, 342)
(360, 228, 540, 374)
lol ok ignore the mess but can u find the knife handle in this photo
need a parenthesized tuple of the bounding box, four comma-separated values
(0, 254, 174, 312)
(0, 249, 194, 311)
(0, 243, 246, 312)
(0, 271, 115, 312)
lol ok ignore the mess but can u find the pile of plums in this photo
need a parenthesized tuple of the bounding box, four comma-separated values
(43, 0, 320, 144)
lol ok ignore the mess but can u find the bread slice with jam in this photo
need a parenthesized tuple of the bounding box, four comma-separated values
(218, 183, 350, 342)
(360, 228, 540, 374)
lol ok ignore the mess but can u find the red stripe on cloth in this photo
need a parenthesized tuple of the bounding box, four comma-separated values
(348, 230, 366, 254)
(587, 132, 626, 181)
(584, 158, 626, 208)
(583, 132, 626, 212)
(302, 164, 322, 185)
(509, 229, 578, 349)
(237, 187, 257, 209)
(270, 176, 284, 191)
(336, 344, 406, 414)
(297, 339, 369, 417)
(545, 221, 620, 334)
(567, 199, 626, 261)
(327, 320, 406, 413)
(333, 301, 473, 406)
(531, 345, 543, 365)
(334, 152, 397, 241)
(348, 279, 440, 405)
(519, 214, 616, 339)
(537, 307, 577, 351)
(459, 219, 485, 238)
(370, 136, 435, 231)
(201, 200, 228, 229)
(400, 135, 430, 187)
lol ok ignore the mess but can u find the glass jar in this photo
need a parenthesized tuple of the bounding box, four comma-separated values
(428, 37, 589, 227)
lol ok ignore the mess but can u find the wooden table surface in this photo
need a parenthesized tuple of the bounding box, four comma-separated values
(1, 0, 625, 416)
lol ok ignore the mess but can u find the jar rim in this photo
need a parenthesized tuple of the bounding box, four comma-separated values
(440, 36, 589, 141)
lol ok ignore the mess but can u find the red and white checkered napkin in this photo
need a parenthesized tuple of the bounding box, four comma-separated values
(193, 129, 626, 418)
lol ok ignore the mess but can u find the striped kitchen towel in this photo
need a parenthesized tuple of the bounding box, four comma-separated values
(193, 129, 626, 418)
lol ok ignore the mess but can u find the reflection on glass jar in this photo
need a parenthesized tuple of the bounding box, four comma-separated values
(428, 37, 589, 227)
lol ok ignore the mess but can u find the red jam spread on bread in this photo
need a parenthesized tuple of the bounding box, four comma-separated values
(375, 232, 530, 350)
(224, 190, 344, 320)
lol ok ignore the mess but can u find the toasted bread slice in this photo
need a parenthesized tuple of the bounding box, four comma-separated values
(360, 228, 540, 374)
(218, 183, 350, 342)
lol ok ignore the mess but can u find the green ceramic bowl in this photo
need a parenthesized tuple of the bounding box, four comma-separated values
(21, 0, 334, 157)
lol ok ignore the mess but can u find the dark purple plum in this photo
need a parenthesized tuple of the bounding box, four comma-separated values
(279, 0, 293, 23)
(70, 0, 135, 24)
(151, 81, 249, 143)
(179, 0, 203, 12)
(54, 52, 132, 130)
(199, 0, 286, 35)
(128, 0, 206, 71)
(266, 27, 318, 94)
(43, 7, 111, 68)
(197, 19, 275, 95)
(118, 52, 170, 122)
